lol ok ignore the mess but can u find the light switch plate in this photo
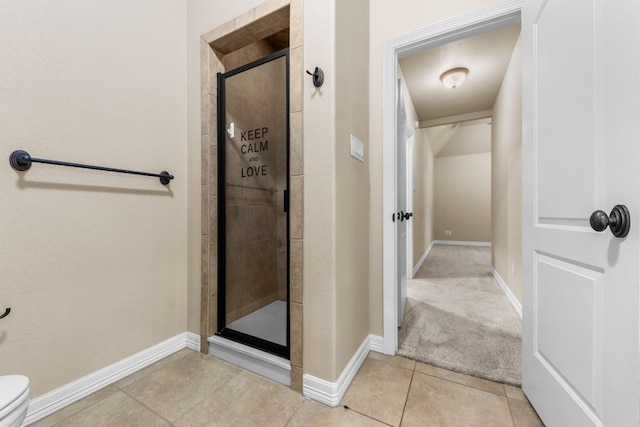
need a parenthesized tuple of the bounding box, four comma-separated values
(350, 135, 365, 162)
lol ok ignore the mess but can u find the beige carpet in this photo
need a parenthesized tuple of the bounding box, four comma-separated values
(398, 244, 522, 386)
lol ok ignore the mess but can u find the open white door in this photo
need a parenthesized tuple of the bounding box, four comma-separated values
(522, 0, 640, 425)
(406, 131, 415, 279)
(397, 79, 408, 327)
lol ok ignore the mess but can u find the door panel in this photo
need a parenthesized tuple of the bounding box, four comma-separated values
(522, 0, 639, 425)
(397, 79, 407, 327)
(535, 0, 597, 222)
(217, 50, 290, 358)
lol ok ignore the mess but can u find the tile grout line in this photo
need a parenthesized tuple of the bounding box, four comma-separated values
(504, 384, 517, 427)
(281, 397, 307, 426)
(341, 405, 395, 427)
(397, 366, 416, 426)
(118, 387, 177, 426)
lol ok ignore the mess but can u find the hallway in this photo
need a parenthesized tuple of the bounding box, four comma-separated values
(32, 349, 542, 426)
(398, 245, 522, 385)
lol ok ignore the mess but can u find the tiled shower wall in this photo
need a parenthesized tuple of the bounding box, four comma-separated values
(199, 0, 304, 392)
(224, 57, 287, 324)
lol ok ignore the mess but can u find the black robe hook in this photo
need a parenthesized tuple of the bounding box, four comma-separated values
(306, 67, 324, 88)
(0, 307, 10, 319)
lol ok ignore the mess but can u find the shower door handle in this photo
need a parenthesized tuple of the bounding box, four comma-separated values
(284, 189, 289, 213)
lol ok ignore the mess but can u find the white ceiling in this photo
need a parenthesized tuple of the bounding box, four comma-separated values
(399, 24, 521, 124)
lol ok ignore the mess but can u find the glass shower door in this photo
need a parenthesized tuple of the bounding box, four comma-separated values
(217, 50, 289, 358)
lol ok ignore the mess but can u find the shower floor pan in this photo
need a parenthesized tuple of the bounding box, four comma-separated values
(209, 301, 290, 386)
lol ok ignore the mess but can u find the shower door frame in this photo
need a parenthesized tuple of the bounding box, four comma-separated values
(216, 49, 291, 359)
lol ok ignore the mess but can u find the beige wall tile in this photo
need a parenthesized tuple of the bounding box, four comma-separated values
(290, 239, 303, 304)
(201, 185, 209, 235)
(202, 19, 237, 45)
(208, 240, 218, 295)
(289, 0, 303, 49)
(254, 0, 290, 24)
(200, 286, 209, 338)
(200, 39, 210, 86)
(200, 84, 210, 136)
(201, 234, 209, 287)
(209, 47, 225, 89)
(199, 335, 208, 354)
(235, 8, 256, 30)
(290, 366, 303, 393)
(290, 302, 303, 367)
(201, 135, 209, 185)
(208, 294, 217, 335)
(290, 175, 303, 239)
(289, 46, 303, 113)
(290, 111, 303, 176)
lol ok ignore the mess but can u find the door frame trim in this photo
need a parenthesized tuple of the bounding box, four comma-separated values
(381, 0, 523, 354)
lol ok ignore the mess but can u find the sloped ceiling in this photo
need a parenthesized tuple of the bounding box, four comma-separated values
(426, 119, 492, 158)
(402, 24, 520, 158)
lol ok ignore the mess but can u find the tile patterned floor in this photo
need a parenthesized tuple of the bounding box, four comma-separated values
(31, 349, 544, 426)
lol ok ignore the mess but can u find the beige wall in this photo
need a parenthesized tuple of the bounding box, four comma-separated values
(302, 0, 338, 380)
(303, 0, 371, 382)
(412, 129, 435, 266)
(335, 0, 371, 378)
(0, 0, 187, 398)
(491, 35, 522, 301)
(368, 0, 508, 336)
(434, 153, 492, 242)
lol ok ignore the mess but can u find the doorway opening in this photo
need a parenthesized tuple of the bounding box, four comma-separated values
(382, 2, 523, 382)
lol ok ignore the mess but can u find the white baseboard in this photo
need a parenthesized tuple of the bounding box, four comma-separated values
(432, 240, 492, 247)
(491, 267, 522, 319)
(303, 334, 382, 407)
(412, 242, 434, 277)
(25, 332, 200, 425)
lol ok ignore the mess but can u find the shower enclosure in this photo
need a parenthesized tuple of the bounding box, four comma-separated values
(216, 49, 290, 358)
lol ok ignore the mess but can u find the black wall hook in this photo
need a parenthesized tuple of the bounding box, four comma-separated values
(0, 307, 10, 319)
(306, 67, 324, 87)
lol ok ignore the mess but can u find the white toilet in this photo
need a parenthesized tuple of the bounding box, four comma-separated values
(0, 375, 30, 427)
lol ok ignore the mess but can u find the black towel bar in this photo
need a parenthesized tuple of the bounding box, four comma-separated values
(9, 150, 173, 185)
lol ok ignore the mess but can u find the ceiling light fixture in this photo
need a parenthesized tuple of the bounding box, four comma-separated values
(440, 67, 469, 89)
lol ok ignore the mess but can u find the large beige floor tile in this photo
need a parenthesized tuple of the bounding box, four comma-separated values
(123, 351, 241, 422)
(401, 372, 513, 427)
(504, 384, 528, 402)
(114, 348, 192, 389)
(367, 351, 416, 371)
(31, 386, 120, 427)
(508, 398, 545, 427)
(415, 361, 505, 396)
(54, 391, 172, 427)
(341, 358, 414, 426)
(286, 399, 387, 427)
(175, 370, 304, 427)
